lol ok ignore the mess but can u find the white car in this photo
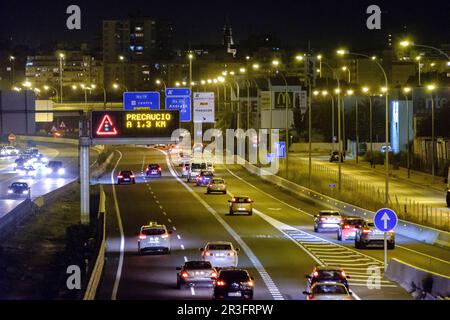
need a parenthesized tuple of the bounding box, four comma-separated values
(200, 241, 239, 268)
(303, 281, 354, 300)
(187, 162, 206, 182)
(1, 146, 19, 156)
(137, 222, 172, 254)
(17, 165, 37, 178)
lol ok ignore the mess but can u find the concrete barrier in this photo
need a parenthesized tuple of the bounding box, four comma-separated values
(16, 135, 79, 146)
(385, 258, 450, 299)
(239, 157, 450, 249)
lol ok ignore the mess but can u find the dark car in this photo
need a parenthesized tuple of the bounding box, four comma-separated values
(213, 268, 254, 300)
(306, 266, 350, 290)
(337, 216, 365, 241)
(196, 170, 214, 186)
(146, 164, 161, 177)
(45, 161, 65, 175)
(7, 182, 30, 197)
(117, 170, 135, 184)
(176, 261, 217, 289)
(329, 151, 343, 162)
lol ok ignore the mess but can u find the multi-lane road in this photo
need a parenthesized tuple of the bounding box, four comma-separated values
(95, 146, 450, 300)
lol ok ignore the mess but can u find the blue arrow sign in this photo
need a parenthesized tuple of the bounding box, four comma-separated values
(374, 208, 398, 232)
(165, 88, 191, 97)
(275, 141, 286, 158)
(166, 97, 191, 122)
(123, 92, 160, 110)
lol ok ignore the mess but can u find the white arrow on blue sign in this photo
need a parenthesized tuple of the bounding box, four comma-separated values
(374, 208, 398, 232)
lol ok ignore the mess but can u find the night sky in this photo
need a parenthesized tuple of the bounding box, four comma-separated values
(1, 0, 449, 50)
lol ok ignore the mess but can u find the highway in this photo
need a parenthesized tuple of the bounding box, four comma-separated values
(95, 146, 450, 300)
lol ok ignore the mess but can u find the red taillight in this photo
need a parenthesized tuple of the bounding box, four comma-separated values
(362, 229, 371, 234)
(204, 251, 212, 257)
(313, 271, 319, 277)
(161, 234, 169, 239)
(228, 252, 235, 257)
(341, 271, 347, 278)
(181, 272, 189, 278)
(138, 234, 147, 240)
(118, 175, 123, 178)
(245, 280, 254, 287)
(216, 280, 226, 286)
(211, 272, 217, 278)
(320, 217, 327, 221)
(158, 168, 161, 171)
(344, 225, 351, 229)
(231, 197, 236, 202)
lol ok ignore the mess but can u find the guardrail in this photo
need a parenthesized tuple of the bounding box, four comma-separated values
(385, 258, 450, 299)
(83, 185, 106, 300)
(238, 157, 450, 249)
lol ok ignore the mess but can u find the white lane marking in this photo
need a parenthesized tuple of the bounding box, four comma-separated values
(177, 235, 181, 240)
(163, 151, 284, 300)
(110, 150, 125, 300)
(163, 212, 167, 216)
(159, 205, 163, 209)
(168, 218, 172, 223)
(225, 165, 450, 269)
(181, 244, 185, 250)
(172, 226, 177, 231)
(190, 287, 196, 296)
(184, 256, 188, 262)
(156, 200, 160, 204)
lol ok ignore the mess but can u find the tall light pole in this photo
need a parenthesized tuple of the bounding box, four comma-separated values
(415, 56, 422, 86)
(338, 49, 390, 207)
(427, 84, 437, 180)
(342, 66, 351, 83)
(403, 87, 412, 178)
(317, 55, 322, 78)
(119, 55, 126, 91)
(362, 87, 373, 166)
(9, 56, 15, 86)
(59, 53, 65, 103)
(43, 85, 59, 103)
(400, 40, 450, 64)
(322, 90, 335, 153)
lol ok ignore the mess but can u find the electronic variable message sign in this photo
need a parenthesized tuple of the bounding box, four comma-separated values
(91, 110, 180, 140)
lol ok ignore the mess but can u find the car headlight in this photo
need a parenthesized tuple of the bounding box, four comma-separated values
(58, 168, 65, 175)
(18, 171, 25, 176)
(8, 189, 13, 194)
(22, 190, 28, 194)
(45, 168, 52, 174)
(41, 157, 48, 162)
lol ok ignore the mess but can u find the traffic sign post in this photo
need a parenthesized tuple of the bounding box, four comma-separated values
(374, 208, 398, 271)
(165, 88, 191, 122)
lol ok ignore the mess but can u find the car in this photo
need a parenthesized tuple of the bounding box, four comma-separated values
(314, 210, 342, 232)
(213, 268, 254, 300)
(1, 146, 19, 156)
(45, 161, 65, 175)
(176, 261, 217, 289)
(207, 178, 227, 194)
(14, 157, 28, 170)
(196, 170, 214, 186)
(355, 219, 395, 249)
(137, 222, 172, 254)
(33, 153, 49, 168)
(228, 196, 253, 215)
(380, 145, 392, 153)
(337, 216, 365, 241)
(17, 165, 37, 177)
(306, 266, 350, 290)
(181, 163, 190, 178)
(187, 162, 205, 182)
(117, 170, 135, 184)
(303, 281, 354, 300)
(146, 164, 162, 177)
(7, 182, 30, 197)
(329, 151, 343, 162)
(177, 155, 192, 167)
(200, 241, 239, 268)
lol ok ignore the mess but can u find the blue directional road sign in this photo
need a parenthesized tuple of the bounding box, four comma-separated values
(165, 88, 191, 122)
(123, 92, 160, 110)
(374, 208, 398, 232)
(166, 88, 191, 97)
(275, 141, 286, 158)
(166, 97, 191, 122)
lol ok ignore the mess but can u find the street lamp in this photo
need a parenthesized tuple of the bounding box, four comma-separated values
(426, 84, 437, 180)
(43, 85, 59, 102)
(342, 66, 351, 83)
(400, 40, 450, 63)
(415, 56, 423, 86)
(58, 53, 65, 103)
(252, 63, 260, 70)
(9, 56, 15, 86)
(403, 87, 412, 178)
(362, 86, 374, 166)
(338, 49, 390, 207)
(155, 79, 167, 90)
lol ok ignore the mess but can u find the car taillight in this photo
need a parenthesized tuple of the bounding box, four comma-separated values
(158, 168, 161, 171)
(130, 175, 135, 178)
(341, 271, 347, 278)
(247, 198, 252, 202)
(216, 280, 226, 286)
(161, 234, 169, 239)
(362, 229, 371, 234)
(245, 280, 254, 287)
(320, 217, 327, 221)
(138, 234, 147, 240)
(228, 252, 235, 257)
(211, 272, 217, 278)
(344, 225, 351, 229)
(232, 197, 236, 202)
(118, 175, 123, 178)
(204, 251, 212, 257)
(181, 272, 189, 278)
(313, 271, 319, 277)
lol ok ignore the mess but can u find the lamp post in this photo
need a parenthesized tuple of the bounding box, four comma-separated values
(322, 90, 335, 153)
(415, 56, 422, 86)
(362, 87, 373, 166)
(403, 87, 412, 178)
(119, 55, 126, 91)
(58, 53, 65, 103)
(426, 84, 437, 180)
(338, 49, 390, 207)
(342, 66, 351, 83)
(43, 85, 59, 103)
(317, 55, 322, 78)
(9, 56, 15, 86)
(400, 40, 450, 64)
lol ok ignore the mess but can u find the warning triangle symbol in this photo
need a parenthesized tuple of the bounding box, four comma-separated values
(51, 125, 58, 132)
(60, 121, 66, 129)
(96, 114, 118, 136)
